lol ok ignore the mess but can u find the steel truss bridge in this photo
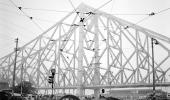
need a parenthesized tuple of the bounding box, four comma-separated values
(0, 3, 170, 97)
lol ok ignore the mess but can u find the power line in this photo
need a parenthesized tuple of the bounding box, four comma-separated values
(31, 19, 44, 31)
(33, 17, 56, 23)
(135, 16, 150, 25)
(112, 13, 148, 16)
(0, 8, 56, 23)
(0, 8, 25, 16)
(157, 8, 170, 14)
(94, 0, 113, 12)
(83, 0, 113, 22)
(0, 21, 38, 43)
(110, 0, 115, 13)
(68, 0, 76, 12)
(0, 2, 12, 7)
(67, 0, 81, 18)
(124, 7, 170, 29)
(22, 7, 71, 13)
(8, 0, 44, 31)
(8, 0, 18, 8)
(0, 16, 35, 34)
(112, 7, 170, 16)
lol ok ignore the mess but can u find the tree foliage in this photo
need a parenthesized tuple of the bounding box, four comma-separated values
(12, 81, 37, 95)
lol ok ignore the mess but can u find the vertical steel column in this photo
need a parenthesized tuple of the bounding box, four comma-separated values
(136, 30, 139, 83)
(77, 10, 85, 98)
(120, 27, 123, 84)
(94, 15, 100, 100)
(12, 38, 18, 88)
(37, 39, 41, 92)
(107, 18, 111, 89)
(151, 38, 156, 99)
(74, 26, 76, 88)
(63, 73, 66, 94)
(58, 25, 61, 90)
(21, 51, 24, 98)
(147, 36, 150, 83)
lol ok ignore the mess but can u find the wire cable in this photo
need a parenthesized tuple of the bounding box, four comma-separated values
(8, 0, 18, 8)
(110, 0, 115, 13)
(157, 8, 170, 14)
(31, 19, 44, 31)
(68, 0, 76, 12)
(0, 2, 12, 7)
(33, 17, 56, 23)
(22, 7, 71, 13)
(0, 8, 56, 23)
(94, 0, 113, 12)
(0, 7, 25, 16)
(83, 0, 113, 23)
(112, 13, 148, 16)
(0, 16, 35, 34)
(8, 0, 44, 31)
(67, 0, 81, 18)
(124, 7, 170, 29)
(135, 16, 150, 25)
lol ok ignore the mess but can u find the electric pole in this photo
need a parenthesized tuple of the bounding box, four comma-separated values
(12, 38, 19, 89)
(48, 68, 56, 98)
(151, 38, 159, 100)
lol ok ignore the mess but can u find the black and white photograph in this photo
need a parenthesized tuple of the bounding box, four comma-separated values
(0, 0, 170, 100)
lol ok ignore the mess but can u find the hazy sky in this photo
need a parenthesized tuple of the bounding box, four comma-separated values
(0, 0, 170, 57)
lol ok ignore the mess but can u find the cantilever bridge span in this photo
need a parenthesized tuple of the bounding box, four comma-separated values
(0, 3, 170, 96)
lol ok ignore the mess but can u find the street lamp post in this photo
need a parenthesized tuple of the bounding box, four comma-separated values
(51, 69, 56, 97)
(151, 38, 159, 100)
(48, 68, 56, 98)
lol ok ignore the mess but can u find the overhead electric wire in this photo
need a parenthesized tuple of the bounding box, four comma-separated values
(0, 7, 56, 23)
(67, 0, 81, 18)
(0, 15, 35, 34)
(0, 31, 27, 45)
(112, 7, 170, 16)
(157, 7, 170, 14)
(134, 16, 151, 25)
(0, 2, 12, 7)
(124, 7, 170, 29)
(6, 0, 170, 32)
(68, 0, 76, 12)
(0, 32, 15, 42)
(0, 44, 14, 52)
(0, 8, 25, 16)
(94, 0, 113, 12)
(22, 7, 71, 13)
(33, 17, 56, 23)
(110, 0, 115, 13)
(83, 0, 113, 22)
(0, 22, 34, 42)
(8, 0, 44, 31)
(112, 13, 148, 16)
(31, 19, 44, 31)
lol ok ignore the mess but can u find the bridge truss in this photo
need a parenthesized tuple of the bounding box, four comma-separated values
(0, 3, 170, 96)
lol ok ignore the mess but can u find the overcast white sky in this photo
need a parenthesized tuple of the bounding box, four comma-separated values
(0, 0, 170, 58)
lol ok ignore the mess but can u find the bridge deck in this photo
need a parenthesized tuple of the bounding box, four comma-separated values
(38, 82, 170, 90)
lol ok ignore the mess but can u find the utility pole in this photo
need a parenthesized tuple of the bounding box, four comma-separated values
(12, 38, 19, 89)
(48, 69, 56, 98)
(151, 38, 159, 100)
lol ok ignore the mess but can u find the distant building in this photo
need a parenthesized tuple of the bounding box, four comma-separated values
(0, 78, 9, 90)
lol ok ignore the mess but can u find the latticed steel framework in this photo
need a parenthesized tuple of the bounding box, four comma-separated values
(0, 4, 170, 95)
